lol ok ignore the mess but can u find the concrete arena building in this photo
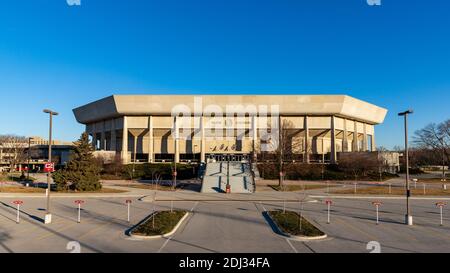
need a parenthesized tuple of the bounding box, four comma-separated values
(73, 95, 387, 164)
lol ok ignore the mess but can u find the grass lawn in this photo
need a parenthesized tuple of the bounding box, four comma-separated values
(331, 186, 450, 196)
(116, 184, 175, 191)
(0, 186, 45, 193)
(413, 178, 449, 184)
(131, 210, 187, 236)
(268, 210, 325, 237)
(56, 187, 128, 193)
(270, 184, 337, 192)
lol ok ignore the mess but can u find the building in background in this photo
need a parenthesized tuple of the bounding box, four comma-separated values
(0, 136, 73, 172)
(73, 95, 388, 165)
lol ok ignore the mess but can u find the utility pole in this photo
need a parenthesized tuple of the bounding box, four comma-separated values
(398, 110, 413, 226)
(43, 109, 58, 224)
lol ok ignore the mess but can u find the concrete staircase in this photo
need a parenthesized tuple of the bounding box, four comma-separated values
(201, 162, 255, 193)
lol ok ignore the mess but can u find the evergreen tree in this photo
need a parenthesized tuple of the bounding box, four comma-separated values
(53, 132, 102, 191)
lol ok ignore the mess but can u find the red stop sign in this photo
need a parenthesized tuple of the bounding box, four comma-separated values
(13, 200, 23, 205)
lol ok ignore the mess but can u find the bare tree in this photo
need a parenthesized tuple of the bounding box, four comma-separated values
(0, 135, 28, 172)
(263, 119, 304, 187)
(414, 120, 450, 163)
(339, 153, 379, 181)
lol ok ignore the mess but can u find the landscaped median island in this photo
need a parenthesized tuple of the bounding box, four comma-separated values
(267, 210, 326, 240)
(130, 210, 189, 238)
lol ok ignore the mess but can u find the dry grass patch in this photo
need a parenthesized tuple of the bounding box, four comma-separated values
(268, 210, 325, 237)
(56, 187, 128, 193)
(270, 184, 337, 192)
(116, 184, 175, 191)
(331, 186, 450, 196)
(0, 186, 45, 193)
(131, 210, 187, 236)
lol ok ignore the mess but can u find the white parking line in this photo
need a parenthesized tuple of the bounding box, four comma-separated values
(285, 238, 298, 253)
(157, 201, 198, 253)
(259, 201, 267, 212)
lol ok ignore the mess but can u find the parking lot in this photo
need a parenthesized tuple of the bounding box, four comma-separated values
(1, 189, 450, 253)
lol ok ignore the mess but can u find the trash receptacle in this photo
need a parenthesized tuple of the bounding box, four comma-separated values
(226, 184, 231, 194)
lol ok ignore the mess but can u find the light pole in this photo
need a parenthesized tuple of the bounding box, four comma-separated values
(43, 109, 58, 224)
(399, 110, 413, 226)
(441, 138, 446, 184)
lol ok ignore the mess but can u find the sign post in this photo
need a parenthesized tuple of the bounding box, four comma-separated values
(372, 201, 383, 225)
(74, 200, 84, 223)
(125, 199, 132, 223)
(353, 182, 357, 194)
(325, 200, 332, 224)
(13, 200, 23, 224)
(436, 202, 447, 226)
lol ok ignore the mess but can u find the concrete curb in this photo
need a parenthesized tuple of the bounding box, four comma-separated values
(264, 211, 327, 241)
(128, 211, 190, 240)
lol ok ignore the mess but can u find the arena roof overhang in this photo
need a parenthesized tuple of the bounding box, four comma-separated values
(73, 95, 388, 125)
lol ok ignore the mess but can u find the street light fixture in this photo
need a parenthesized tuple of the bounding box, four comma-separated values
(43, 109, 58, 224)
(398, 109, 413, 226)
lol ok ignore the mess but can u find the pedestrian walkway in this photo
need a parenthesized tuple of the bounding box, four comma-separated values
(201, 162, 254, 193)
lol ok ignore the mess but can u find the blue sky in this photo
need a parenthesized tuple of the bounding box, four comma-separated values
(0, 0, 449, 149)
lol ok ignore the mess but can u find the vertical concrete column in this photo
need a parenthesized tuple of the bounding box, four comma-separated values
(148, 116, 154, 163)
(133, 135, 138, 163)
(174, 116, 180, 163)
(343, 118, 348, 152)
(110, 119, 117, 152)
(100, 121, 106, 151)
(252, 115, 258, 160)
(330, 116, 337, 164)
(304, 116, 310, 163)
(91, 123, 97, 150)
(371, 131, 376, 152)
(353, 120, 358, 152)
(121, 116, 129, 164)
(363, 123, 368, 152)
(200, 115, 206, 163)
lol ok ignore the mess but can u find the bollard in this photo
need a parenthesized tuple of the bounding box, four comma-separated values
(436, 202, 447, 226)
(74, 200, 84, 223)
(354, 183, 357, 194)
(325, 200, 332, 224)
(423, 183, 426, 195)
(125, 199, 132, 223)
(12, 200, 23, 223)
(372, 201, 383, 225)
